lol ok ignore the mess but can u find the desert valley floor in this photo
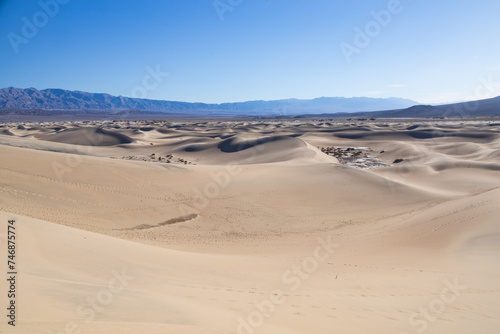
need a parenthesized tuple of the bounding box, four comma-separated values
(0, 119, 499, 334)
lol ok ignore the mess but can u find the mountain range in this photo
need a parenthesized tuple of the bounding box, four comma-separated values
(298, 96, 500, 119)
(1, 87, 499, 119)
(0, 87, 417, 116)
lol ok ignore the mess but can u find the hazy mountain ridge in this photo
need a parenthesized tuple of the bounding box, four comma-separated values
(295, 96, 500, 119)
(0, 87, 417, 115)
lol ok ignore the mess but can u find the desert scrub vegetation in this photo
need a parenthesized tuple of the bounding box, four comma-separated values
(111, 153, 194, 165)
(320, 146, 390, 169)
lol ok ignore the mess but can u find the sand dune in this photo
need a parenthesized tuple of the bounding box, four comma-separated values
(36, 127, 135, 146)
(0, 119, 499, 333)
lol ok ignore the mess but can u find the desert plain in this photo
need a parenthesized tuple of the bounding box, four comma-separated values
(0, 118, 499, 334)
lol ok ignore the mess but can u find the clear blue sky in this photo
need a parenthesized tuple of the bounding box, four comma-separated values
(1, 0, 499, 104)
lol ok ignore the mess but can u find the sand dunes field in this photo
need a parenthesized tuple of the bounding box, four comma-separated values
(1, 119, 500, 333)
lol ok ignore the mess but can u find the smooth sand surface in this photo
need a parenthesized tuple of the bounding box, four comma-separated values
(0, 119, 499, 333)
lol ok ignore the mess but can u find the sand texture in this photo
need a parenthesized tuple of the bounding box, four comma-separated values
(0, 119, 499, 333)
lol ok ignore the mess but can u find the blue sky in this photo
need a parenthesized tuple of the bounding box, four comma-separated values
(1, 0, 499, 104)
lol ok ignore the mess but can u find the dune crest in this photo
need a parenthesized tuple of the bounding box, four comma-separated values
(36, 126, 135, 146)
